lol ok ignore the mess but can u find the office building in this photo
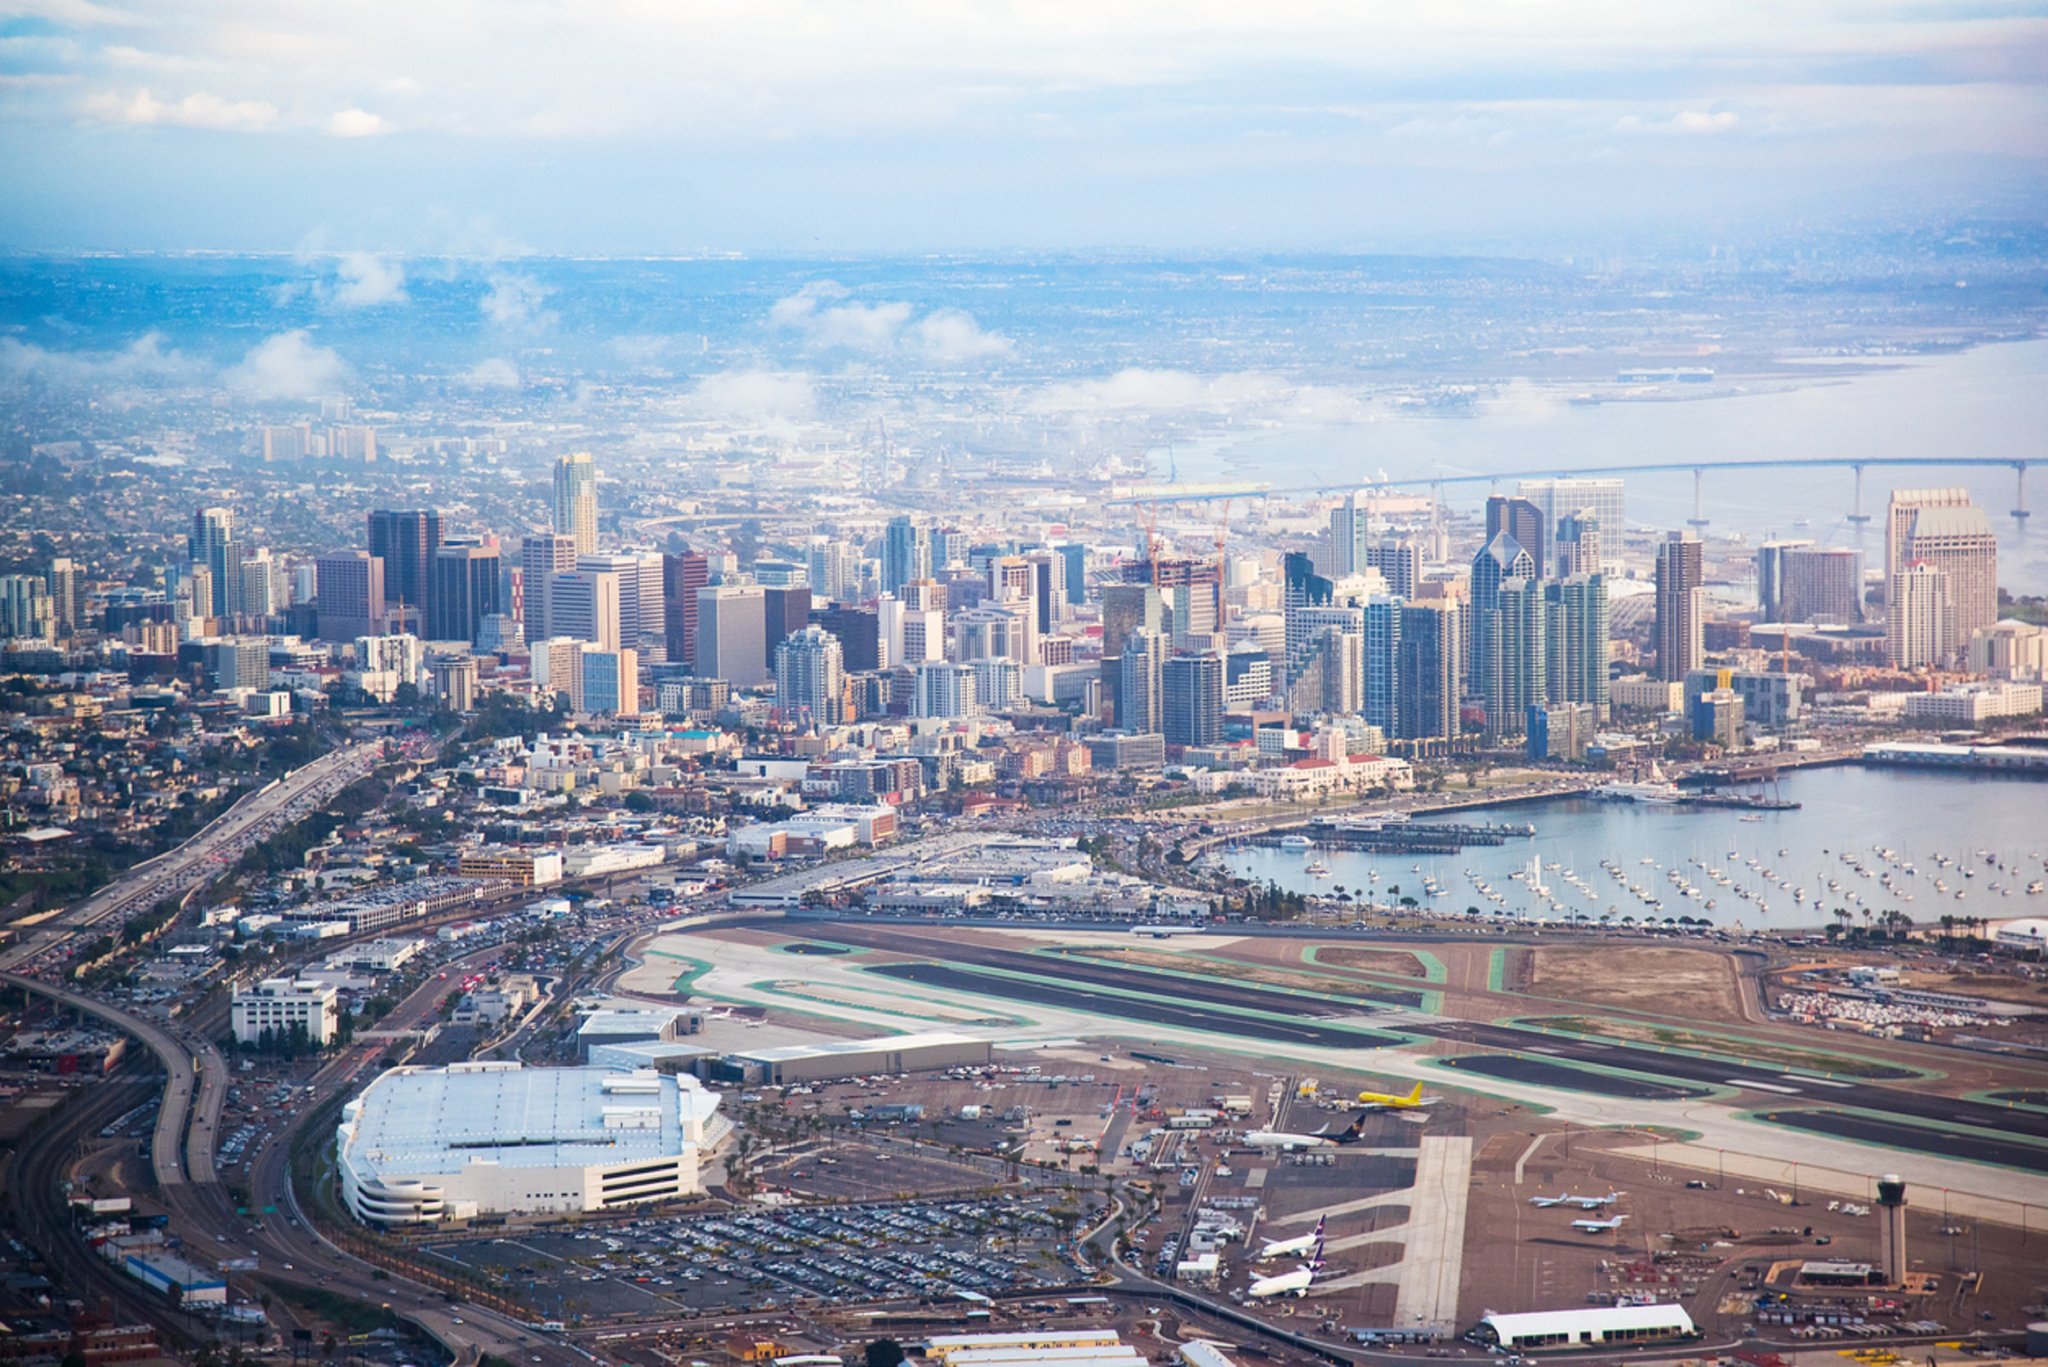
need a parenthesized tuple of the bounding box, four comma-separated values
(0, 575, 54, 642)
(1545, 573, 1609, 720)
(1329, 492, 1373, 578)
(1886, 488, 1998, 659)
(1101, 582, 1165, 658)
(1554, 512, 1603, 578)
(315, 552, 386, 642)
(1780, 547, 1864, 625)
(579, 646, 639, 716)
(1117, 629, 1166, 733)
(661, 550, 711, 670)
(1690, 678, 1746, 749)
(775, 624, 845, 727)
(1470, 530, 1534, 693)
(1367, 538, 1422, 600)
(45, 557, 79, 635)
(1396, 601, 1462, 743)
(580, 551, 664, 647)
(336, 1062, 722, 1226)
(531, 637, 585, 712)
(429, 654, 479, 712)
(762, 584, 813, 668)
(428, 538, 502, 645)
(1517, 477, 1626, 546)
(882, 515, 931, 595)
(553, 453, 599, 555)
(811, 604, 880, 673)
(953, 604, 1029, 662)
(806, 537, 862, 603)
(1162, 652, 1224, 748)
(1224, 644, 1274, 709)
(522, 534, 579, 642)
(1888, 562, 1950, 670)
(1485, 495, 1548, 579)
(550, 570, 622, 652)
(1480, 578, 1547, 740)
(1058, 543, 1089, 605)
(232, 977, 338, 1046)
(970, 657, 1022, 712)
(189, 507, 237, 615)
(1654, 531, 1704, 681)
(1361, 597, 1402, 735)
(367, 509, 442, 629)
(697, 585, 769, 687)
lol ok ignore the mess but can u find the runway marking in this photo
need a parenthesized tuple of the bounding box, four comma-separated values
(1734, 1079, 1803, 1095)
(1513, 1133, 1546, 1185)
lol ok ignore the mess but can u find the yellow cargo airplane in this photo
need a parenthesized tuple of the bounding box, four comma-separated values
(1356, 1082, 1440, 1110)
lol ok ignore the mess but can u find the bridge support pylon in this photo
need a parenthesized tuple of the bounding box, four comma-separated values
(1687, 467, 1709, 528)
(2015, 461, 2031, 520)
(1847, 463, 1871, 524)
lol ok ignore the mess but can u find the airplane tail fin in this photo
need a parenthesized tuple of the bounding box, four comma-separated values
(1405, 1082, 1423, 1103)
(1312, 1214, 1326, 1239)
(1308, 1237, 1326, 1272)
(1334, 1115, 1368, 1145)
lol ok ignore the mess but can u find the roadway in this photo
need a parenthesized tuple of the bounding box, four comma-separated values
(0, 740, 386, 973)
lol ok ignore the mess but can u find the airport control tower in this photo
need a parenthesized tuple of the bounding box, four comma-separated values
(1877, 1173, 1909, 1284)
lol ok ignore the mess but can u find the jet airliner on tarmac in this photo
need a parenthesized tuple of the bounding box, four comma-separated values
(1247, 1237, 1327, 1298)
(1571, 1215, 1629, 1233)
(1243, 1117, 1367, 1151)
(1256, 1215, 1325, 1262)
(1356, 1082, 1440, 1110)
(1528, 1191, 1623, 1209)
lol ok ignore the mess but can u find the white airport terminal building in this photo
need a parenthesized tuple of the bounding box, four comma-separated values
(336, 1061, 727, 1226)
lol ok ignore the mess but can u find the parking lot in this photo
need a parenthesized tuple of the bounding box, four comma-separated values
(427, 1194, 1092, 1321)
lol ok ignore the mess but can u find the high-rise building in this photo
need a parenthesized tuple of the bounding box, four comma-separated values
(429, 539, 502, 645)
(1100, 583, 1165, 659)
(189, 506, 236, 615)
(1485, 496, 1548, 580)
(660, 550, 709, 668)
(1282, 551, 1337, 659)
(1755, 539, 1812, 620)
(316, 552, 386, 643)
(1654, 531, 1704, 682)
(806, 537, 862, 603)
(762, 584, 813, 670)
(913, 661, 978, 719)
(1329, 493, 1373, 578)
(522, 534, 580, 643)
(811, 604, 880, 673)
(0, 575, 53, 642)
(1773, 546, 1864, 624)
(696, 584, 768, 687)
(1545, 574, 1609, 720)
(1888, 562, 1950, 670)
(579, 646, 639, 716)
(234, 548, 282, 621)
(428, 654, 479, 713)
(44, 558, 79, 635)
(954, 604, 1028, 662)
(1554, 513, 1604, 579)
(1886, 488, 1997, 660)
(1470, 531, 1534, 694)
(1396, 600, 1462, 743)
(1118, 629, 1166, 733)
(1366, 538, 1421, 600)
(368, 509, 442, 630)
(1361, 597, 1403, 735)
(1023, 550, 1065, 633)
(1162, 652, 1224, 748)
(775, 624, 845, 726)
(1481, 578, 1547, 739)
(882, 516, 931, 595)
(552, 453, 599, 555)
(1058, 543, 1089, 605)
(579, 551, 664, 648)
(531, 637, 585, 712)
(970, 657, 1022, 712)
(550, 570, 621, 652)
(1517, 478, 1626, 547)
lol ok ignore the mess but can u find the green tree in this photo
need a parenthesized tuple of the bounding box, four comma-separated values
(865, 1341, 906, 1367)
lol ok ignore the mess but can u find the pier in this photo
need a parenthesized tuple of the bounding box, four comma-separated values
(1248, 820, 1537, 854)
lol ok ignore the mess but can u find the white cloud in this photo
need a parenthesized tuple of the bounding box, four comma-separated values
(328, 251, 407, 307)
(0, 331, 200, 388)
(457, 357, 520, 387)
(82, 86, 276, 131)
(222, 329, 349, 400)
(327, 107, 390, 137)
(1617, 108, 1742, 135)
(912, 308, 1014, 363)
(770, 282, 1011, 365)
(1029, 368, 1289, 416)
(686, 368, 817, 425)
(480, 272, 556, 331)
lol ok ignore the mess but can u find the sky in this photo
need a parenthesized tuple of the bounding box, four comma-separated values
(0, 0, 2045, 254)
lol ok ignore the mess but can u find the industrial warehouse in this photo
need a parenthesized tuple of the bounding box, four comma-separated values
(336, 1062, 728, 1226)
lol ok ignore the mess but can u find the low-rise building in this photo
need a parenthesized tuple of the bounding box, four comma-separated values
(230, 977, 338, 1046)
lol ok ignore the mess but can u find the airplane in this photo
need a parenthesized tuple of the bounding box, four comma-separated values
(1528, 1191, 1624, 1209)
(1256, 1215, 1325, 1262)
(1356, 1082, 1440, 1111)
(1570, 1215, 1629, 1233)
(1243, 1117, 1368, 1151)
(1247, 1238, 1326, 1298)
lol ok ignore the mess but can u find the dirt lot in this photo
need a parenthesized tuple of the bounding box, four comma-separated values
(1302, 946, 1431, 978)
(1520, 944, 1746, 1022)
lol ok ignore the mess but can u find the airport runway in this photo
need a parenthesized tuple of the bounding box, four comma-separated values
(1415, 1021, 2048, 1151)
(868, 963, 1404, 1048)
(1756, 1110, 2048, 1174)
(813, 923, 1393, 1017)
(1438, 1053, 1708, 1100)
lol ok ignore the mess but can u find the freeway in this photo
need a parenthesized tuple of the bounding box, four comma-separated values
(0, 739, 386, 973)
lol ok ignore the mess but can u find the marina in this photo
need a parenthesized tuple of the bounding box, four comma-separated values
(1220, 766, 2048, 931)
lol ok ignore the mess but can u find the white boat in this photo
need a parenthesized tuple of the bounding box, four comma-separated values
(1279, 834, 1315, 850)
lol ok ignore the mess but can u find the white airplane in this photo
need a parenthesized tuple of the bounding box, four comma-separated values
(1571, 1214, 1629, 1233)
(1256, 1215, 1325, 1262)
(1243, 1117, 1367, 1151)
(1528, 1191, 1624, 1209)
(1247, 1239, 1326, 1298)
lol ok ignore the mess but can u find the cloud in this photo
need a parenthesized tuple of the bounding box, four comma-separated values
(222, 329, 349, 401)
(328, 251, 407, 307)
(686, 368, 817, 425)
(82, 87, 277, 131)
(1617, 108, 1741, 135)
(327, 107, 390, 137)
(480, 272, 556, 331)
(457, 357, 520, 387)
(0, 331, 200, 388)
(1029, 368, 1289, 416)
(770, 281, 1011, 365)
(912, 308, 1014, 363)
